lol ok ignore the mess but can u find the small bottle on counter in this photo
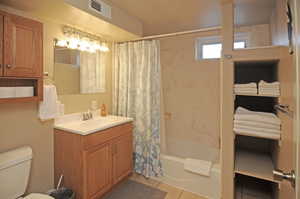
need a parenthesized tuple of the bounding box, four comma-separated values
(101, 104, 107, 117)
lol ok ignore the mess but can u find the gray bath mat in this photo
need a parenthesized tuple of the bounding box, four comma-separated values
(103, 180, 167, 199)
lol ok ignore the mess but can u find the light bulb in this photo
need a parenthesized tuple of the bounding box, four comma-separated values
(68, 37, 80, 49)
(56, 40, 68, 47)
(78, 40, 89, 52)
(100, 44, 109, 52)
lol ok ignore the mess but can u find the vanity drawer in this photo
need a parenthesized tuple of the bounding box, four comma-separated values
(82, 122, 133, 150)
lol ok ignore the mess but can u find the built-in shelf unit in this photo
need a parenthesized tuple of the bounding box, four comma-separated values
(234, 59, 281, 198)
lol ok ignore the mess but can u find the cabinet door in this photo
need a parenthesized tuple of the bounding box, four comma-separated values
(113, 133, 133, 184)
(0, 12, 3, 76)
(4, 13, 42, 77)
(84, 143, 112, 199)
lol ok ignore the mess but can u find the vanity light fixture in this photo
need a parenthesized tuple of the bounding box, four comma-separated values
(55, 26, 110, 53)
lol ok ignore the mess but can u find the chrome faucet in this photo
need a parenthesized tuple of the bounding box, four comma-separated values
(82, 110, 93, 121)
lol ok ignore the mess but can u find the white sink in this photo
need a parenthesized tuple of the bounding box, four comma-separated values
(54, 113, 133, 135)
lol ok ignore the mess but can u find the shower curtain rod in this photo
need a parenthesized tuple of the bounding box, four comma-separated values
(118, 26, 222, 43)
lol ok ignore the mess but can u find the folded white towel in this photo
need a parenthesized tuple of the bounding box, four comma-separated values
(234, 124, 280, 134)
(235, 92, 258, 96)
(259, 85, 280, 88)
(259, 89, 280, 96)
(184, 158, 212, 177)
(259, 80, 280, 87)
(234, 88, 258, 94)
(259, 89, 280, 93)
(39, 85, 59, 121)
(234, 128, 281, 140)
(234, 120, 280, 130)
(235, 107, 281, 125)
(235, 83, 257, 88)
(235, 88, 257, 91)
(259, 92, 280, 96)
(259, 87, 280, 91)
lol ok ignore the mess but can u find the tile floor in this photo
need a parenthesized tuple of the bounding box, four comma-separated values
(129, 173, 207, 199)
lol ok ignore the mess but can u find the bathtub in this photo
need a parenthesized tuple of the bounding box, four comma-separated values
(152, 154, 221, 199)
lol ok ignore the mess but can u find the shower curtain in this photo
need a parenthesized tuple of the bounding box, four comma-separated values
(112, 40, 163, 177)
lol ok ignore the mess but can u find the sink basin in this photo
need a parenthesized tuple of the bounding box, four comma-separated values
(54, 114, 133, 135)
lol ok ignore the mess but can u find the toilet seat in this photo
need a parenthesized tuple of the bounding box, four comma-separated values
(23, 193, 54, 199)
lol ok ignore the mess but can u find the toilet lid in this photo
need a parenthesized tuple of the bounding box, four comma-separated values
(24, 193, 54, 199)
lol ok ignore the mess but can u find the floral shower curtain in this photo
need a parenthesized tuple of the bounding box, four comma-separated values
(112, 40, 163, 177)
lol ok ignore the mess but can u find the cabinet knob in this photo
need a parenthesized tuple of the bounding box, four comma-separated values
(6, 64, 12, 68)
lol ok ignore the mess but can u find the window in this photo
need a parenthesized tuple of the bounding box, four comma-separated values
(196, 34, 248, 60)
(202, 43, 222, 59)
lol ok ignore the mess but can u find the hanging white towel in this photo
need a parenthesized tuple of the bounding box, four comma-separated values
(39, 85, 59, 121)
(184, 158, 212, 177)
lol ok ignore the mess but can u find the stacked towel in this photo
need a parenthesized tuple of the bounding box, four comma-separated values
(258, 80, 280, 96)
(234, 83, 257, 95)
(234, 107, 281, 139)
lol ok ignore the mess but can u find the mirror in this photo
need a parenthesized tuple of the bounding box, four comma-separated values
(54, 46, 106, 95)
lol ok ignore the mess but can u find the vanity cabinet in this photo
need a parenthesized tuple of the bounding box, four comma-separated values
(112, 134, 133, 185)
(54, 122, 133, 199)
(0, 10, 43, 103)
(84, 143, 112, 198)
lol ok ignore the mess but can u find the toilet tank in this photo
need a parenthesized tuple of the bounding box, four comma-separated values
(0, 146, 33, 199)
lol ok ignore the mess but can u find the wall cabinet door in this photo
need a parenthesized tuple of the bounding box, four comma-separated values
(113, 134, 133, 184)
(4, 13, 42, 77)
(0, 13, 3, 76)
(84, 143, 112, 199)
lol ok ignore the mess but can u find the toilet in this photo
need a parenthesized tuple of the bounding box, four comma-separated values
(0, 146, 54, 199)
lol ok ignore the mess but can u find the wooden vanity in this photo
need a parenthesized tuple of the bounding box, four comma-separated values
(54, 122, 133, 199)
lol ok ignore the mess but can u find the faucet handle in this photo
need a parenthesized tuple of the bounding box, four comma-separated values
(82, 113, 87, 120)
(87, 109, 93, 119)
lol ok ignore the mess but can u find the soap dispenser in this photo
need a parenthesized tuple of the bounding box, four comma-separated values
(101, 104, 107, 117)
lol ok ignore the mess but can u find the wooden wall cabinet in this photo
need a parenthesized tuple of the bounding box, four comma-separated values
(0, 10, 43, 103)
(54, 123, 133, 199)
(3, 13, 43, 78)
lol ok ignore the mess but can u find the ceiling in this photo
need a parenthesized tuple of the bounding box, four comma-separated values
(106, 0, 276, 36)
(1, 0, 276, 37)
(0, 0, 139, 41)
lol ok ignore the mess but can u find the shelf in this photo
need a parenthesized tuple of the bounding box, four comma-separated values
(0, 78, 43, 103)
(0, 96, 40, 104)
(234, 93, 279, 98)
(234, 130, 281, 140)
(235, 149, 280, 183)
(235, 175, 275, 199)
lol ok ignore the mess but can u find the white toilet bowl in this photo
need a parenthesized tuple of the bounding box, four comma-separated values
(0, 147, 54, 199)
(23, 193, 54, 199)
